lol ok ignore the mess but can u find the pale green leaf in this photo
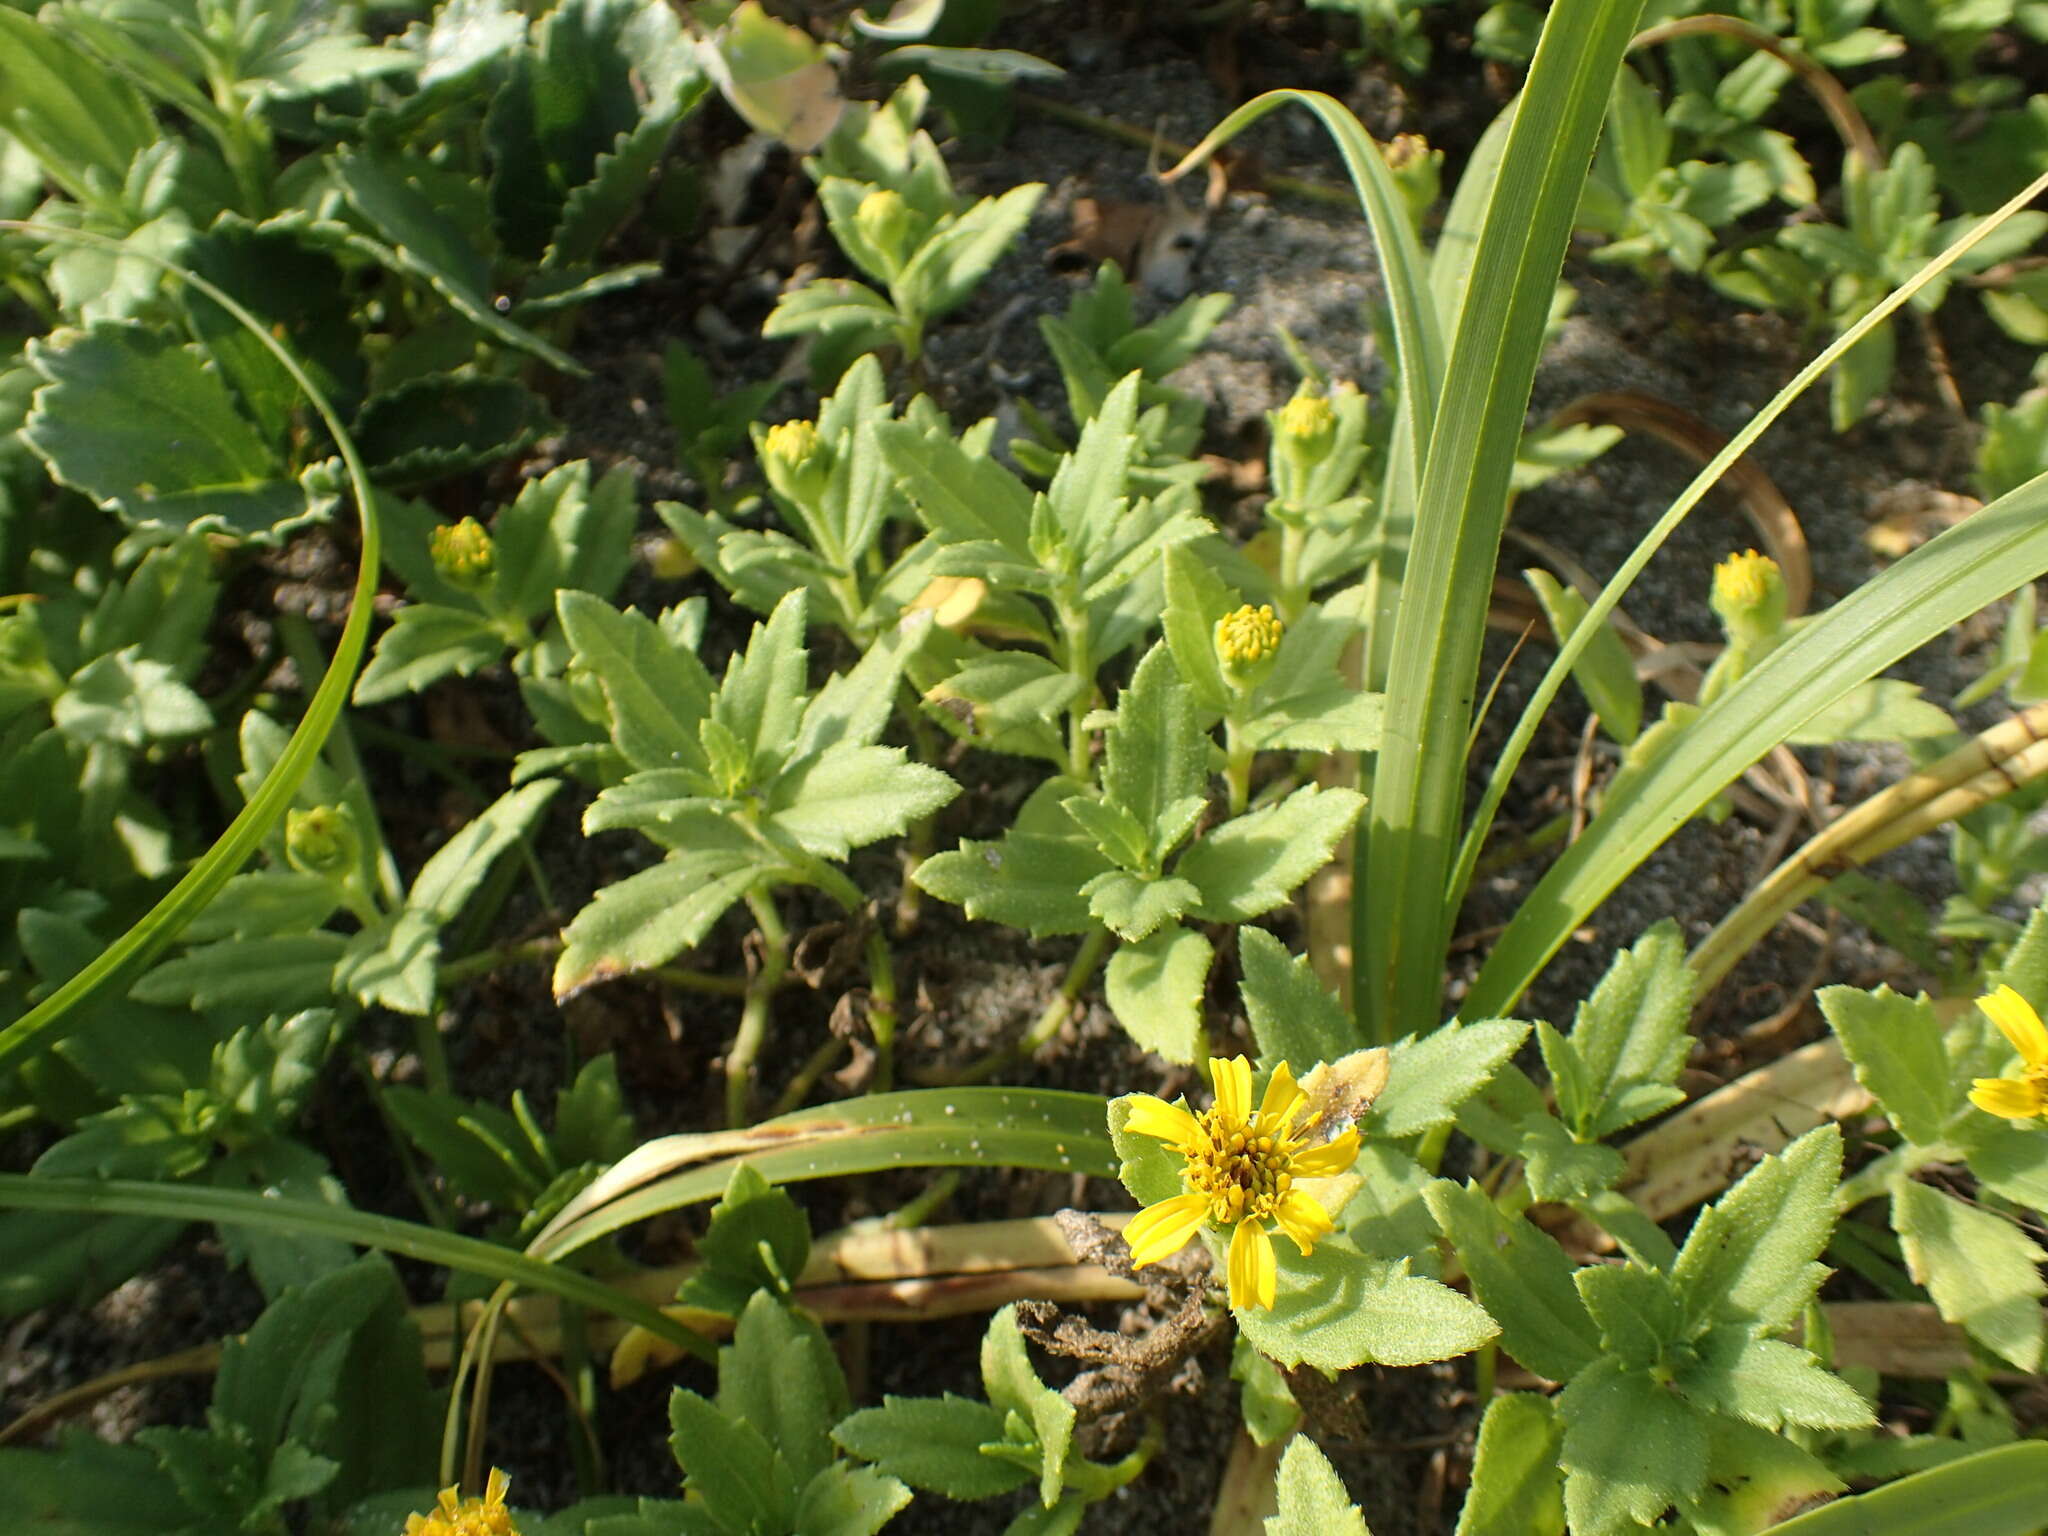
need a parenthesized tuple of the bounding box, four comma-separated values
(1895, 1178, 2046, 1372)
(1266, 1435, 1369, 1536)
(1671, 1123, 1842, 1336)
(1103, 924, 1212, 1063)
(1455, 1393, 1563, 1536)
(1559, 1357, 1708, 1536)
(1181, 786, 1367, 922)
(1817, 984, 1953, 1145)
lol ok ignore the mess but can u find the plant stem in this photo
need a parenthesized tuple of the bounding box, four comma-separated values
(866, 927, 899, 1093)
(558, 1302, 605, 1496)
(1223, 716, 1254, 817)
(726, 891, 792, 1126)
(1058, 595, 1095, 783)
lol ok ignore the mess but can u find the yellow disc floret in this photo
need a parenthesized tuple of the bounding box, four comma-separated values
(1215, 603, 1283, 669)
(763, 419, 821, 470)
(1119, 1056, 1360, 1311)
(1276, 393, 1335, 446)
(430, 517, 497, 593)
(405, 1469, 519, 1536)
(1713, 549, 1776, 611)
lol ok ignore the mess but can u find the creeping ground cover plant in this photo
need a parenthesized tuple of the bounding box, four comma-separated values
(11, 0, 2048, 1531)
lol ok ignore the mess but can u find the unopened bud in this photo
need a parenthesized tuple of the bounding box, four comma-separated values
(430, 517, 496, 593)
(855, 187, 914, 269)
(285, 804, 360, 879)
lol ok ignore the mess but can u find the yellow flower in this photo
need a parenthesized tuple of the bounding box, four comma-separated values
(1215, 603, 1283, 670)
(1120, 1056, 1360, 1311)
(1709, 549, 1786, 643)
(762, 419, 821, 470)
(1969, 985, 2048, 1122)
(430, 517, 496, 593)
(405, 1469, 519, 1536)
(1276, 394, 1335, 446)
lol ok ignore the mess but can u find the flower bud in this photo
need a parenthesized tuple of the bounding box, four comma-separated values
(430, 517, 496, 594)
(855, 187, 914, 272)
(1215, 603, 1284, 688)
(285, 804, 360, 880)
(1383, 132, 1441, 232)
(760, 417, 830, 510)
(1710, 549, 1787, 647)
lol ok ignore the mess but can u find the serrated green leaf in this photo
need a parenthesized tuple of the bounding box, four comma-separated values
(1240, 926, 1358, 1070)
(1266, 1435, 1369, 1535)
(1235, 1238, 1497, 1370)
(1817, 984, 1953, 1145)
(1679, 1415, 1842, 1536)
(1519, 1114, 1625, 1203)
(1894, 1178, 2046, 1372)
(1103, 923, 1211, 1062)
(720, 1292, 848, 1486)
(770, 745, 956, 860)
(557, 591, 716, 772)
(1101, 642, 1206, 860)
(1575, 1261, 1684, 1369)
(681, 1162, 812, 1315)
(1162, 544, 1236, 713)
(554, 858, 762, 998)
(897, 183, 1045, 321)
(832, 1395, 1029, 1500)
(1422, 1181, 1600, 1383)
(873, 419, 1034, 557)
(352, 372, 558, 488)
(913, 834, 1109, 936)
(1181, 786, 1366, 922)
(24, 322, 312, 537)
(668, 1386, 794, 1533)
(1787, 678, 1953, 743)
(1671, 1123, 1842, 1336)
(1559, 1357, 1708, 1536)
(335, 910, 439, 1015)
(54, 651, 211, 747)
(1565, 920, 1693, 1140)
(406, 780, 561, 925)
(1046, 371, 1139, 548)
(1108, 1092, 1188, 1208)
(793, 1463, 913, 1536)
(352, 604, 507, 704)
(1083, 870, 1199, 943)
(980, 1305, 1071, 1507)
(216, 1257, 392, 1449)
(0, 12, 156, 201)
(494, 460, 638, 621)
(131, 933, 348, 1013)
(1675, 1327, 1874, 1431)
(1366, 1019, 1530, 1138)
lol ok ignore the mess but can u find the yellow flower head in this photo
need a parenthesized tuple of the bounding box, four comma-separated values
(1709, 549, 1786, 643)
(430, 517, 496, 592)
(404, 1469, 519, 1536)
(1969, 985, 2048, 1123)
(763, 419, 821, 471)
(1120, 1056, 1361, 1311)
(1215, 603, 1283, 671)
(1276, 393, 1336, 447)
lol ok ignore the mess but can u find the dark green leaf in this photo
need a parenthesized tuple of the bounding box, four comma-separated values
(352, 373, 558, 488)
(668, 1387, 794, 1534)
(833, 1395, 1030, 1500)
(720, 1292, 848, 1486)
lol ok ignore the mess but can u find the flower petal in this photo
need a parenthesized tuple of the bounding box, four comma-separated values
(1123, 1193, 1209, 1266)
(1228, 1218, 1277, 1311)
(1121, 1094, 1204, 1153)
(1271, 1190, 1335, 1255)
(1211, 1056, 1252, 1123)
(1258, 1061, 1301, 1128)
(1981, 986, 2048, 1067)
(1970, 1075, 2047, 1121)
(1291, 1128, 1361, 1178)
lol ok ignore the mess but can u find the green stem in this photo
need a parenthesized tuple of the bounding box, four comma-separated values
(866, 927, 899, 1093)
(1058, 595, 1095, 783)
(1834, 1141, 1952, 1213)
(1222, 716, 1254, 817)
(558, 1302, 605, 1496)
(726, 891, 793, 1126)
(1276, 521, 1309, 625)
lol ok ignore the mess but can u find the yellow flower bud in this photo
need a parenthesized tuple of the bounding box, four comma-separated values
(1710, 549, 1787, 646)
(763, 419, 821, 471)
(285, 804, 360, 879)
(1276, 394, 1336, 449)
(855, 186, 914, 268)
(430, 517, 496, 593)
(1215, 603, 1284, 685)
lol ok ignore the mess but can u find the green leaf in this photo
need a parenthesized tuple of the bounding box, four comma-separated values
(763, 279, 897, 342)
(1562, 919, 1692, 1139)
(1519, 1114, 1625, 1204)
(797, 610, 931, 759)
(720, 1291, 849, 1486)
(353, 605, 506, 704)
(1894, 1178, 2046, 1372)
(0, 12, 154, 198)
(1675, 1326, 1874, 1431)
(793, 1464, 913, 1536)
(1817, 984, 1953, 1145)
(1101, 642, 1208, 859)
(833, 1395, 1030, 1500)
(1762, 1442, 2048, 1536)
(1161, 543, 1236, 713)
(1103, 924, 1212, 1062)
(216, 1257, 392, 1449)
(1422, 1181, 1600, 1383)
(1679, 1416, 1841, 1536)
(1266, 1435, 1370, 1535)
(1574, 1261, 1683, 1370)
(1671, 1123, 1842, 1336)
(1558, 1357, 1708, 1536)
(0, 1430, 194, 1535)
(556, 591, 716, 773)
(336, 911, 439, 1015)
(1232, 1337, 1301, 1446)
(332, 151, 581, 373)
(1236, 1238, 1497, 1370)
(24, 322, 313, 538)
(1240, 926, 1358, 1070)
(551, 1053, 635, 1168)
(495, 459, 638, 620)
(554, 857, 763, 998)
(699, 0, 844, 150)
(897, 183, 1046, 321)
(131, 933, 348, 1013)
(980, 1304, 1072, 1508)
(668, 1387, 794, 1535)
(769, 745, 957, 859)
(1181, 786, 1367, 922)
(0, 1209, 181, 1318)
(1108, 1092, 1189, 1208)
(1083, 870, 1199, 943)
(913, 833, 1110, 937)
(383, 1086, 545, 1209)
(406, 780, 561, 925)
(352, 373, 558, 488)
(714, 589, 808, 776)
(680, 1162, 813, 1315)
(1455, 1394, 1564, 1536)
(1366, 1018, 1529, 1138)
(53, 652, 211, 747)
(1045, 371, 1139, 548)
(1787, 678, 1953, 743)
(1526, 568, 1640, 743)
(874, 419, 1035, 558)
